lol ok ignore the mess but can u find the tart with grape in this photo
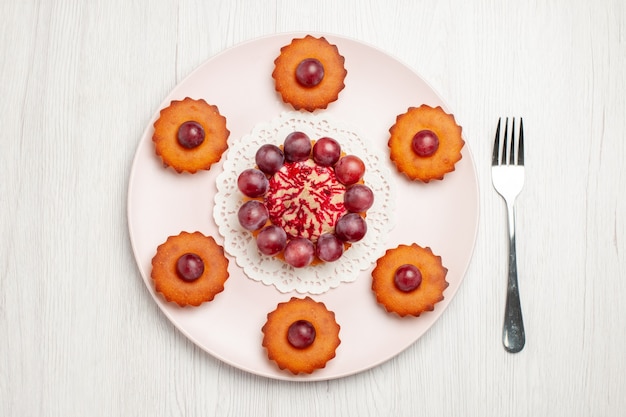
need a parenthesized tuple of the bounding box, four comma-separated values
(371, 244, 448, 317)
(152, 97, 229, 173)
(388, 105, 464, 182)
(272, 35, 347, 112)
(151, 231, 229, 307)
(236, 132, 373, 268)
(262, 297, 341, 374)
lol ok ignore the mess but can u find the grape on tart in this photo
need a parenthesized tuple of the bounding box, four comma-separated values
(152, 97, 230, 173)
(262, 297, 341, 375)
(388, 105, 464, 182)
(371, 243, 449, 317)
(151, 231, 229, 307)
(236, 131, 373, 268)
(272, 35, 347, 112)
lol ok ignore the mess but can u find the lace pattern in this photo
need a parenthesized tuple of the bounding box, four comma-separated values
(213, 111, 395, 294)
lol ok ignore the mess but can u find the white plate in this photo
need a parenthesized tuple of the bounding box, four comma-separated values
(127, 32, 479, 381)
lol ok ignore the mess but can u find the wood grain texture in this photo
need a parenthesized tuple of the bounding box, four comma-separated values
(1, 0, 625, 416)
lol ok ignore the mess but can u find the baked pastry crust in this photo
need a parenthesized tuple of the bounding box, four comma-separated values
(371, 243, 448, 317)
(262, 297, 341, 374)
(152, 97, 229, 173)
(272, 35, 347, 112)
(151, 231, 229, 307)
(388, 105, 464, 182)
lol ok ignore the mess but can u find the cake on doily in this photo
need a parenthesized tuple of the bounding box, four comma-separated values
(262, 297, 341, 375)
(388, 105, 464, 182)
(272, 35, 347, 112)
(371, 243, 448, 317)
(152, 97, 230, 174)
(151, 231, 230, 307)
(235, 131, 373, 269)
(213, 111, 395, 295)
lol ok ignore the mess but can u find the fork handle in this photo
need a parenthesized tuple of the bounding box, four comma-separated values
(503, 202, 525, 353)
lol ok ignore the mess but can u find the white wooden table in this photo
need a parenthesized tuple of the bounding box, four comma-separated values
(2, 0, 624, 415)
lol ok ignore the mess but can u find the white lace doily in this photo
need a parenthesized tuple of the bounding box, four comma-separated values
(213, 111, 396, 294)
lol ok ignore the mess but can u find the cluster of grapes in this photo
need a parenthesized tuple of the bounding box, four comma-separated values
(237, 131, 374, 268)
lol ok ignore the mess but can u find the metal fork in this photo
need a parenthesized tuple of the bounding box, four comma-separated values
(491, 117, 525, 353)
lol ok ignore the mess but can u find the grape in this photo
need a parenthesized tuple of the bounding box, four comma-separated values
(334, 213, 367, 242)
(283, 238, 315, 268)
(411, 130, 439, 157)
(256, 225, 287, 256)
(295, 58, 325, 88)
(237, 200, 269, 231)
(394, 264, 423, 292)
(312, 137, 341, 166)
(255, 144, 285, 175)
(287, 320, 316, 348)
(315, 233, 344, 262)
(334, 155, 365, 185)
(176, 253, 204, 281)
(177, 121, 205, 149)
(344, 184, 374, 212)
(284, 131, 312, 162)
(237, 168, 268, 198)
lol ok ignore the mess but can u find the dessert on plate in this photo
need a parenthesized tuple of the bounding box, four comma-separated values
(152, 97, 229, 173)
(371, 243, 449, 317)
(272, 35, 347, 112)
(388, 105, 464, 182)
(262, 297, 341, 374)
(236, 131, 373, 268)
(151, 231, 230, 307)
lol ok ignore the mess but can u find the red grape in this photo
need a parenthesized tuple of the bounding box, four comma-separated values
(334, 213, 367, 242)
(315, 233, 344, 262)
(344, 184, 374, 212)
(176, 253, 204, 281)
(237, 200, 269, 231)
(334, 155, 365, 185)
(255, 144, 285, 175)
(283, 238, 315, 268)
(177, 121, 205, 149)
(394, 264, 423, 292)
(312, 137, 341, 166)
(287, 320, 316, 348)
(237, 168, 268, 198)
(411, 130, 439, 157)
(284, 132, 312, 162)
(256, 225, 287, 256)
(295, 58, 325, 87)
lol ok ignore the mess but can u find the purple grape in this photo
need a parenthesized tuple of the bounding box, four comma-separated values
(283, 238, 315, 268)
(237, 200, 269, 231)
(284, 132, 312, 162)
(344, 184, 374, 212)
(394, 264, 423, 292)
(287, 320, 316, 348)
(295, 58, 325, 87)
(334, 213, 367, 242)
(256, 225, 287, 256)
(255, 144, 285, 175)
(237, 168, 268, 198)
(312, 137, 341, 166)
(315, 233, 344, 262)
(412, 130, 439, 157)
(177, 121, 205, 149)
(176, 253, 204, 281)
(334, 155, 365, 185)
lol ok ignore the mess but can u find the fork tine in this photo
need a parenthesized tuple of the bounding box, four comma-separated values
(509, 118, 516, 165)
(518, 118, 525, 166)
(492, 117, 501, 165)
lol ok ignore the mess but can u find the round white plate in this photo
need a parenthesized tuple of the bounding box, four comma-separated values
(127, 32, 479, 381)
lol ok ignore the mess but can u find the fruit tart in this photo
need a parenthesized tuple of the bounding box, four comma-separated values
(272, 35, 347, 111)
(262, 297, 341, 374)
(152, 97, 229, 173)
